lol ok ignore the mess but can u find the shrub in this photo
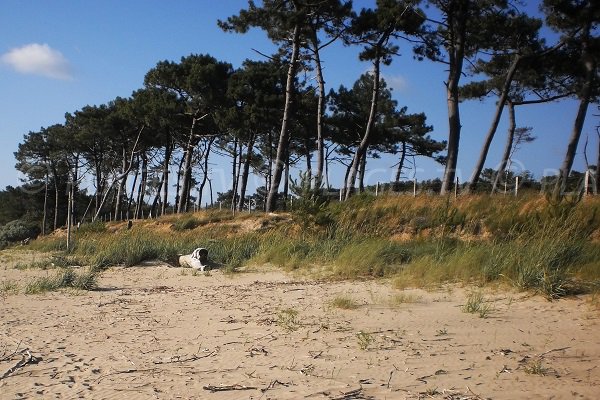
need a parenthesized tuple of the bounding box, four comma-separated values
(0, 219, 40, 243)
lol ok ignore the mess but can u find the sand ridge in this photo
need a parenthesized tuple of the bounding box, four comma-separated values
(1, 265, 599, 399)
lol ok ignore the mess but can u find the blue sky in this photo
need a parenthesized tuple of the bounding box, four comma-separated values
(0, 0, 597, 197)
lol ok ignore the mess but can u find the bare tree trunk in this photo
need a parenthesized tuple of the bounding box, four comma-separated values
(114, 147, 127, 220)
(394, 141, 407, 189)
(304, 134, 313, 183)
(358, 153, 366, 193)
(440, 4, 467, 195)
(174, 152, 184, 212)
(42, 171, 48, 235)
(344, 52, 381, 201)
(127, 162, 139, 219)
(134, 152, 148, 219)
(178, 116, 200, 213)
(150, 174, 164, 218)
(199, 137, 216, 210)
(468, 55, 521, 191)
(312, 30, 326, 190)
(283, 147, 290, 209)
(237, 134, 255, 211)
(52, 165, 59, 230)
(492, 101, 516, 194)
(554, 24, 595, 198)
(231, 138, 239, 211)
(161, 144, 172, 217)
(266, 24, 301, 212)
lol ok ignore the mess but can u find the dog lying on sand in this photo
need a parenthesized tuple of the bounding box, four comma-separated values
(178, 247, 210, 271)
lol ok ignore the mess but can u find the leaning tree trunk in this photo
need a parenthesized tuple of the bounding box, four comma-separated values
(440, 5, 467, 196)
(468, 55, 521, 191)
(344, 51, 382, 201)
(553, 25, 596, 199)
(237, 134, 255, 211)
(358, 153, 366, 193)
(134, 152, 148, 219)
(42, 170, 48, 236)
(394, 141, 408, 190)
(114, 147, 128, 220)
(199, 137, 216, 210)
(231, 138, 239, 211)
(178, 116, 200, 214)
(52, 164, 60, 230)
(312, 31, 326, 190)
(161, 143, 172, 217)
(492, 101, 517, 194)
(266, 24, 301, 212)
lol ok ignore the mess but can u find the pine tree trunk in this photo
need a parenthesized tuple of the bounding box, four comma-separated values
(199, 137, 215, 210)
(553, 23, 595, 199)
(492, 101, 516, 194)
(312, 31, 326, 190)
(468, 55, 521, 191)
(231, 138, 239, 211)
(237, 134, 255, 211)
(178, 117, 198, 213)
(114, 147, 127, 220)
(135, 152, 148, 219)
(394, 141, 407, 189)
(127, 161, 139, 219)
(440, 4, 467, 195)
(358, 153, 366, 193)
(42, 171, 48, 236)
(344, 53, 381, 201)
(266, 24, 301, 212)
(161, 143, 172, 216)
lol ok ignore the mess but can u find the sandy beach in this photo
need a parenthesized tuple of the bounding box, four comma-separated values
(1, 261, 599, 399)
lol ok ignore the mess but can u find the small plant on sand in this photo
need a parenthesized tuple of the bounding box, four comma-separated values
(389, 293, 422, 306)
(356, 331, 375, 350)
(277, 308, 300, 332)
(330, 295, 360, 310)
(524, 358, 547, 376)
(1, 280, 19, 295)
(24, 268, 98, 294)
(462, 291, 493, 318)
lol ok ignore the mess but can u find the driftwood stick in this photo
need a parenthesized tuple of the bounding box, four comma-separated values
(538, 347, 570, 357)
(203, 384, 258, 393)
(153, 350, 216, 365)
(1, 349, 41, 380)
(0, 340, 23, 362)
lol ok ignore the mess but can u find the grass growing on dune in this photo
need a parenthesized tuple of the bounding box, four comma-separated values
(16, 194, 600, 298)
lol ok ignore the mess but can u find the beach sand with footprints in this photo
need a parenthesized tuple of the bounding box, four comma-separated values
(1, 261, 599, 399)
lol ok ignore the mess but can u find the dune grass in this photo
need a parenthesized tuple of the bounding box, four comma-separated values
(19, 194, 600, 298)
(24, 267, 99, 294)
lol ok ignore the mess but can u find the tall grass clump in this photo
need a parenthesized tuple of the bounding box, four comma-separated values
(24, 267, 98, 294)
(333, 238, 411, 278)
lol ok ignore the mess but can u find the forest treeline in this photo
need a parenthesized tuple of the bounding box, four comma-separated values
(2, 0, 599, 242)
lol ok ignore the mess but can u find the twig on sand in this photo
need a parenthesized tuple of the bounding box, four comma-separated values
(1, 349, 42, 380)
(538, 347, 570, 357)
(94, 368, 159, 383)
(0, 340, 23, 362)
(259, 380, 291, 399)
(203, 384, 258, 393)
(153, 350, 217, 365)
(331, 387, 369, 400)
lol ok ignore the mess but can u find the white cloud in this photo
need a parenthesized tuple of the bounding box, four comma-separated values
(1, 43, 72, 80)
(382, 74, 408, 93)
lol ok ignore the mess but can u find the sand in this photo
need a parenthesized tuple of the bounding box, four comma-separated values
(1, 262, 599, 399)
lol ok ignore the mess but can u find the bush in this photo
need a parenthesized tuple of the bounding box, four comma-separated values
(0, 219, 40, 243)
